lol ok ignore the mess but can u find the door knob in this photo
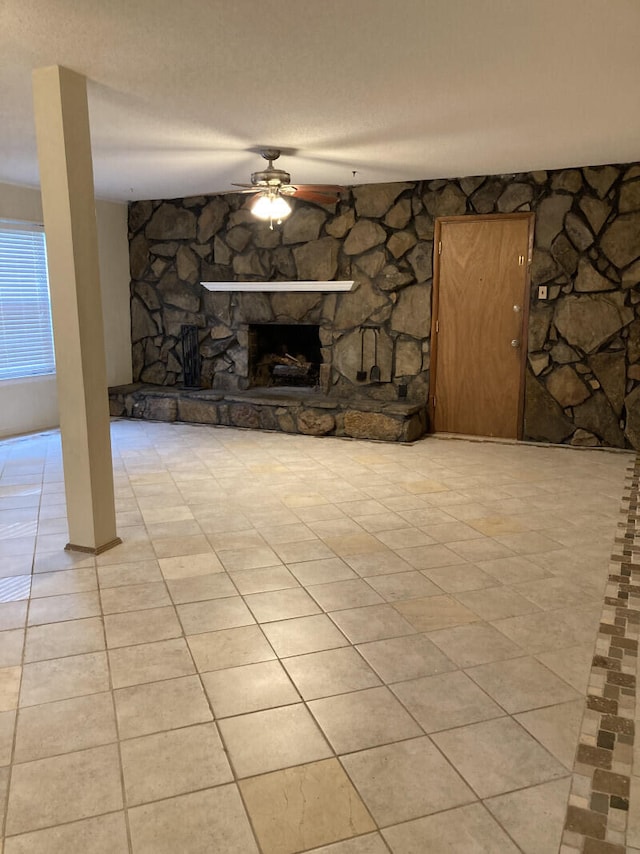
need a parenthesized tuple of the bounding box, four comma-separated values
(513, 305, 522, 313)
(511, 339, 521, 348)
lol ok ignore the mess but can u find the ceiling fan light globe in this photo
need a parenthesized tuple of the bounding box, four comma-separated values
(270, 195, 292, 219)
(250, 193, 275, 220)
(251, 193, 291, 221)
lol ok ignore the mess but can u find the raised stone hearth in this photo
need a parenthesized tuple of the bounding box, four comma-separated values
(108, 383, 427, 442)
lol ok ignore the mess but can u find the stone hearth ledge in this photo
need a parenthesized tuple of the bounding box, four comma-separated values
(108, 383, 428, 443)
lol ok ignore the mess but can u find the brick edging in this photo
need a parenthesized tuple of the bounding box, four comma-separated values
(562, 455, 639, 853)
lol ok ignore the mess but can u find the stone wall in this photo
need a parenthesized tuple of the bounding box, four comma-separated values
(128, 160, 640, 448)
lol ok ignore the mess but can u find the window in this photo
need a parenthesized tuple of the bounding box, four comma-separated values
(0, 220, 55, 381)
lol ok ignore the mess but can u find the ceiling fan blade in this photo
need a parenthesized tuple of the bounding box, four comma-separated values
(213, 187, 260, 195)
(293, 184, 345, 193)
(291, 188, 340, 205)
(231, 182, 256, 188)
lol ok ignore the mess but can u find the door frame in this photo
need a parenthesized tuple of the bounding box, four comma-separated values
(429, 212, 535, 440)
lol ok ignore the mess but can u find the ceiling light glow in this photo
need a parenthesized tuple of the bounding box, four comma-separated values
(251, 192, 292, 227)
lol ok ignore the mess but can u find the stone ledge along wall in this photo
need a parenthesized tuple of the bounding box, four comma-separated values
(128, 160, 640, 448)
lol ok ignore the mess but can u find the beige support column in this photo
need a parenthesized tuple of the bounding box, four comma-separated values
(32, 65, 120, 554)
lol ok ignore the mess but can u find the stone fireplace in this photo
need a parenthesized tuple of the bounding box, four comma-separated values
(127, 187, 434, 412)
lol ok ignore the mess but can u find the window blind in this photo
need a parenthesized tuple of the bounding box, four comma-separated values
(0, 221, 56, 381)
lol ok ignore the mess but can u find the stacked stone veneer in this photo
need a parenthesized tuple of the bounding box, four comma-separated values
(127, 161, 640, 448)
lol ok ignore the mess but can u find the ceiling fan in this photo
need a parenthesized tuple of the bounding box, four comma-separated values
(228, 149, 344, 227)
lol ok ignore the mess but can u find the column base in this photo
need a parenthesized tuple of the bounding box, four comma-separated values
(65, 537, 122, 555)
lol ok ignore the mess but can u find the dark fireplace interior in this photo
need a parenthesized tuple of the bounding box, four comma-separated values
(248, 323, 322, 388)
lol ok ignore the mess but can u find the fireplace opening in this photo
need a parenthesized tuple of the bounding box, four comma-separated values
(248, 323, 321, 388)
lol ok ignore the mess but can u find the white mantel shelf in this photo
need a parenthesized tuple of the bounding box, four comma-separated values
(201, 281, 355, 292)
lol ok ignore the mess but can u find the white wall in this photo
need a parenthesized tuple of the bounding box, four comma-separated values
(0, 181, 131, 438)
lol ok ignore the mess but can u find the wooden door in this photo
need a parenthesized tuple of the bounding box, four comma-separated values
(430, 214, 533, 439)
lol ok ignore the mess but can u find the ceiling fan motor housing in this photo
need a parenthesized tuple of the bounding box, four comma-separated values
(250, 167, 291, 188)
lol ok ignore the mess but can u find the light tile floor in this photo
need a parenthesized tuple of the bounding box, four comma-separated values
(0, 420, 633, 853)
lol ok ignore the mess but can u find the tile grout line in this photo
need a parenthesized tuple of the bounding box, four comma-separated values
(561, 453, 640, 853)
(102, 576, 135, 854)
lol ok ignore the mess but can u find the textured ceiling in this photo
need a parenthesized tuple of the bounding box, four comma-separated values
(2, 0, 640, 202)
